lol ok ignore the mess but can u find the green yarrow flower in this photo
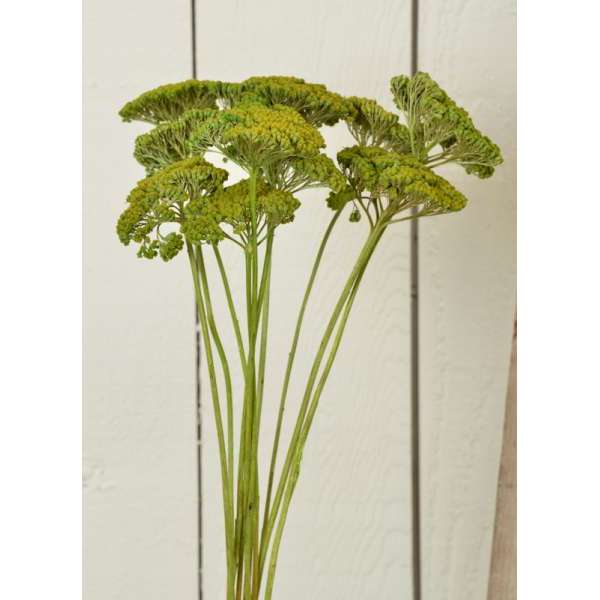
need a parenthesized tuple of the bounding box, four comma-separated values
(390, 71, 503, 177)
(117, 73, 500, 259)
(188, 103, 326, 171)
(233, 76, 349, 127)
(116, 156, 228, 260)
(119, 80, 220, 124)
(182, 179, 300, 244)
(344, 96, 411, 153)
(134, 102, 342, 191)
(335, 145, 467, 218)
(133, 108, 217, 174)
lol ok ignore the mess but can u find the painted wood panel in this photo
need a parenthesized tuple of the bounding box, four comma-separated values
(487, 320, 517, 600)
(418, 1, 517, 599)
(195, 1, 413, 598)
(83, 1, 197, 598)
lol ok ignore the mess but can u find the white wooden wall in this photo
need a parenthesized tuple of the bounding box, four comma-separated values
(83, 1, 197, 598)
(419, 1, 517, 599)
(83, 0, 516, 599)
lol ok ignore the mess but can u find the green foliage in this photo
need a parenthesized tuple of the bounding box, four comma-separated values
(116, 156, 228, 260)
(119, 80, 220, 124)
(390, 71, 503, 177)
(189, 103, 325, 171)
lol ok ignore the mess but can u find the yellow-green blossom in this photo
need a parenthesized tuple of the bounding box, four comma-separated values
(182, 179, 300, 244)
(336, 145, 467, 218)
(189, 103, 325, 171)
(117, 156, 228, 260)
(119, 80, 220, 124)
(234, 76, 349, 126)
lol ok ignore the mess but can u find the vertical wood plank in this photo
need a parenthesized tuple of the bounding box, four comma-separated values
(195, 1, 413, 598)
(83, 2, 197, 598)
(418, 1, 517, 599)
(487, 320, 517, 600)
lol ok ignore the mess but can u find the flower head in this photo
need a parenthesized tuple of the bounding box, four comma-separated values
(119, 80, 220, 124)
(231, 76, 349, 127)
(336, 145, 467, 218)
(182, 179, 300, 244)
(133, 109, 217, 174)
(189, 103, 325, 171)
(390, 72, 503, 177)
(117, 156, 228, 260)
(344, 96, 411, 153)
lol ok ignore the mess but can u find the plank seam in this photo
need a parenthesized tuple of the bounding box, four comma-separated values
(410, 0, 422, 599)
(190, 1, 203, 598)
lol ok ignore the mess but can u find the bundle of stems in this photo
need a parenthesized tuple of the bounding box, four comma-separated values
(116, 72, 502, 599)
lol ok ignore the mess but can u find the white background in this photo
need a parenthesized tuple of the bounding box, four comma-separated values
(81, 1, 516, 599)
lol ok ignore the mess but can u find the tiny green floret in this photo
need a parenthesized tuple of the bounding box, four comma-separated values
(325, 185, 356, 211)
(390, 71, 503, 177)
(119, 80, 220, 124)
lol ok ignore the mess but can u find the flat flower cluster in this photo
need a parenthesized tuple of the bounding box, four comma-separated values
(117, 72, 502, 262)
(116, 72, 502, 600)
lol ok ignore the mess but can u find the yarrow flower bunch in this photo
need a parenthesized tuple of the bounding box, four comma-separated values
(117, 72, 502, 599)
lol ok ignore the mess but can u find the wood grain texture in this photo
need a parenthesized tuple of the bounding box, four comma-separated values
(195, 1, 413, 598)
(418, 1, 517, 599)
(487, 321, 517, 600)
(83, 1, 197, 598)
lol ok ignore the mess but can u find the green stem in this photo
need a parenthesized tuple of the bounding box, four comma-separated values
(213, 244, 247, 371)
(186, 242, 234, 593)
(251, 228, 274, 600)
(259, 220, 387, 578)
(196, 247, 236, 563)
(264, 224, 386, 600)
(254, 229, 274, 442)
(242, 170, 260, 598)
(258, 209, 342, 576)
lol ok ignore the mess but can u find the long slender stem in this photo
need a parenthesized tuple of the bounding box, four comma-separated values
(258, 209, 342, 576)
(213, 244, 247, 371)
(186, 241, 234, 595)
(264, 224, 387, 600)
(259, 219, 387, 578)
(196, 247, 236, 557)
(250, 228, 275, 600)
(242, 170, 260, 599)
